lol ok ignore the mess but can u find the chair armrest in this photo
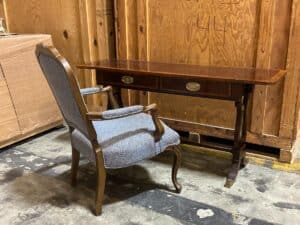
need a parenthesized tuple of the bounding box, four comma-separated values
(145, 104, 165, 142)
(80, 86, 112, 95)
(80, 87, 101, 95)
(80, 85, 119, 109)
(101, 105, 144, 119)
(86, 104, 165, 141)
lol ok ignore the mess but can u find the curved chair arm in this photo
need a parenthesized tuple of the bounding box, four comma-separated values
(80, 85, 119, 109)
(86, 104, 165, 141)
(80, 87, 102, 95)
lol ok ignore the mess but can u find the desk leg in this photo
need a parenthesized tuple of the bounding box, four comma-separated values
(108, 87, 123, 109)
(225, 92, 249, 188)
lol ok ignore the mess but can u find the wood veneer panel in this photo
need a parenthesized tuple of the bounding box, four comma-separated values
(0, 80, 21, 143)
(144, 0, 258, 129)
(0, 36, 61, 135)
(280, 0, 300, 139)
(4, 0, 85, 86)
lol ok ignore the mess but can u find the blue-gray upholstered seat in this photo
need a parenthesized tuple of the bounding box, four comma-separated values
(72, 111, 180, 169)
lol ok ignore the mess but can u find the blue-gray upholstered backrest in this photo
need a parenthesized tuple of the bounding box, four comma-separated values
(36, 48, 89, 136)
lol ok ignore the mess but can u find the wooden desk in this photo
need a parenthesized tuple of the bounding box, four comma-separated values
(78, 60, 286, 187)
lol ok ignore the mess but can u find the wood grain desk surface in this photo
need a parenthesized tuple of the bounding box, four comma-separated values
(78, 60, 287, 85)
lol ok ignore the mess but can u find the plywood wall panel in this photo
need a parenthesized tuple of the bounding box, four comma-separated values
(251, 0, 292, 136)
(0, 80, 21, 143)
(0, 1, 5, 20)
(114, 0, 141, 106)
(144, 0, 259, 128)
(96, 0, 116, 60)
(0, 36, 62, 134)
(4, 0, 85, 86)
(115, 0, 296, 151)
(281, 0, 300, 139)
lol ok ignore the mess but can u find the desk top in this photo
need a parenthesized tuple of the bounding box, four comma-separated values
(78, 60, 287, 85)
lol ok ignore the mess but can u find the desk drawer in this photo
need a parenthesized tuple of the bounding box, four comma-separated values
(160, 77, 232, 98)
(99, 72, 159, 90)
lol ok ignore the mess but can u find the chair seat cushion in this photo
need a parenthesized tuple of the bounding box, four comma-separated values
(71, 113, 180, 169)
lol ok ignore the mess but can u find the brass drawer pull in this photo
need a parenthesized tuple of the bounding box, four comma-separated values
(121, 75, 134, 84)
(186, 82, 201, 92)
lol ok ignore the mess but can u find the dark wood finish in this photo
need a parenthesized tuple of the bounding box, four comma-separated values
(160, 77, 232, 99)
(95, 149, 106, 216)
(78, 59, 286, 85)
(165, 145, 182, 193)
(225, 85, 252, 187)
(98, 71, 159, 90)
(78, 59, 287, 187)
(71, 147, 80, 187)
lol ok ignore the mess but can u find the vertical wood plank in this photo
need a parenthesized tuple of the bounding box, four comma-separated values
(114, 0, 132, 106)
(137, 0, 150, 106)
(124, 0, 140, 105)
(96, 0, 116, 60)
(95, 0, 116, 110)
(0, 0, 5, 20)
(250, 0, 276, 134)
(79, 0, 102, 111)
(0, 0, 8, 30)
(262, 0, 292, 136)
(280, 0, 300, 138)
(114, 0, 128, 60)
(137, 0, 149, 61)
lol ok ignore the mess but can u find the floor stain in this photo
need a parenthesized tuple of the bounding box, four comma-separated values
(0, 168, 24, 185)
(254, 179, 269, 193)
(273, 202, 300, 210)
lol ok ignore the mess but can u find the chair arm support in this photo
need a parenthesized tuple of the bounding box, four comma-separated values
(86, 104, 165, 141)
(145, 104, 165, 142)
(80, 86, 110, 95)
(80, 86, 119, 109)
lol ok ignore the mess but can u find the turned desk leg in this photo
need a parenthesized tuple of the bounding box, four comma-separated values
(108, 87, 123, 109)
(225, 88, 250, 188)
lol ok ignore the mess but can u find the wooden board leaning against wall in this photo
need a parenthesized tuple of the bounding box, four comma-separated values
(114, 0, 300, 162)
(0, 0, 116, 111)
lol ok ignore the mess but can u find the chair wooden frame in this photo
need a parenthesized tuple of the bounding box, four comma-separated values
(35, 44, 182, 216)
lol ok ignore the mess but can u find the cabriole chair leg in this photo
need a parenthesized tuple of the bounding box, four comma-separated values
(166, 145, 182, 193)
(94, 151, 106, 216)
(71, 147, 80, 186)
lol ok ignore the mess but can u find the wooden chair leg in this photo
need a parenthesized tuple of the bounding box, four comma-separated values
(166, 145, 182, 193)
(94, 151, 106, 216)
(71, 147, 80, 186)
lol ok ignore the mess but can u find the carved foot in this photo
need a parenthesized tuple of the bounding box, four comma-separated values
(166, 145, 182, 193)
(224, 179, 234, 188)
(224, 162, 240, 188)
(240, 157, 248, 169)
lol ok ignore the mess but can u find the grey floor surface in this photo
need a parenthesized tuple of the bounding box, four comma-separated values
(0, 127, 299, 225)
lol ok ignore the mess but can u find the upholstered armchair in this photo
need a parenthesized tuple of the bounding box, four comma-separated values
(35, 44, 182, 216)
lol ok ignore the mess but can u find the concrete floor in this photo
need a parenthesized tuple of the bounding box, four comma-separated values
(0, 127, 299, 225)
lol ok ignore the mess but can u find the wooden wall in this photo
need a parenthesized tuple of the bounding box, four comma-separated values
(3, 0, 86, 85)
(1, 0, 299, 161)
(0, 1, 5, 20)
(114, 0, 300, 162)
(0, 0, 116, 110)
(284, 0, 300, 158)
